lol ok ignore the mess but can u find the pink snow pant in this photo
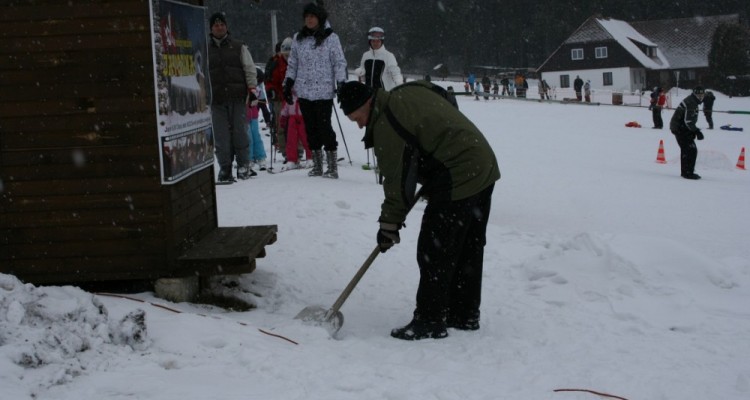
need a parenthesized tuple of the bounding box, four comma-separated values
(286, 115, 311, 163)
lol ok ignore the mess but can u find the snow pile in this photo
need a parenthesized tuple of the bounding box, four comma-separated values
(0, 274, 148, 391)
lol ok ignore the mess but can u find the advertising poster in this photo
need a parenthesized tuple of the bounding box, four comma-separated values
(149, 0, 214, 184)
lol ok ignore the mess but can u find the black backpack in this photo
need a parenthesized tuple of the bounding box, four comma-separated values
(392, 80, 459, 110)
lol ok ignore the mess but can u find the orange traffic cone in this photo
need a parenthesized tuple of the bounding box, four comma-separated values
(656, 140, 667, 164)
(737, 147, 746, 170)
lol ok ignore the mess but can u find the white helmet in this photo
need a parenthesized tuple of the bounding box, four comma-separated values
(367, 26, 385, 41)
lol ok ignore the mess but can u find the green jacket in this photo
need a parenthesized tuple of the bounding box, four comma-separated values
(363, 81, 501, 225)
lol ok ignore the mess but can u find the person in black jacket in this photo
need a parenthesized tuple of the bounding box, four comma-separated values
(703, 90, 716, 129)
(669, 86, 705, 180)
(573, 75, 584, 101)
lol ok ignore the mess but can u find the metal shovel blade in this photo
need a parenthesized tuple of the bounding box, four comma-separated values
(294, 305, 344, 336)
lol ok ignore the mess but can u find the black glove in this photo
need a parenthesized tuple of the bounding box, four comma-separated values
(376, 222, 401, 253)
(696, 130, 704, 140)
(267, 89, 276, 101)
(283, 78, 294, 105)
(336, 80, 345, 96)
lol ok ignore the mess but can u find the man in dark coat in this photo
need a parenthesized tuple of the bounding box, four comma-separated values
(702, 90, 716, 129)
(338, 81, 501, 341)
(573, 75, 584, 101)
(207, 12, 258, 182)
(670, 86, 705, 180)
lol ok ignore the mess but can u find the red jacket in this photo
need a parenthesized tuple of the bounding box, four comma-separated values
(265, 54, 288, 100)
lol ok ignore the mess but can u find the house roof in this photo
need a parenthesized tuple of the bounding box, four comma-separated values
(556, 16, 669, 69)
(595, 18, 670, 69)
(541, 14, 741, 72)
(630, 14, 740, 69)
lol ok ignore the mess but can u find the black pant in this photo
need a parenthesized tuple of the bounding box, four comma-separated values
(674, 132, 697, 175)
(704, 111, 713, 129)
(652, 106, 663, 128)
(298, 98, 337, 151)
(415, 184, 494, 322)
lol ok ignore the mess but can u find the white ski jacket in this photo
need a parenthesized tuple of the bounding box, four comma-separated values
(354, 45, 403, 91)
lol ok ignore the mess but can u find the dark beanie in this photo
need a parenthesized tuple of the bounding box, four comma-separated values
(303, 1, 328, 24)
(338, 82, 373, 115)
(209, 12, 227, 27)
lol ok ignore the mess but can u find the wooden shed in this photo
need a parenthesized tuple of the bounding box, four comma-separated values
(0, 0, 276, 288)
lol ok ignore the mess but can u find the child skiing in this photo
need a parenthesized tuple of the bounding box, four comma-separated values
(279, 90, 312, 170)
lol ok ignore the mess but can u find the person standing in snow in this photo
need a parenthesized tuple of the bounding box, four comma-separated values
(265, 38, 294, 162)
(284, 0, 347, 179)
(651, 87, 667, 129)
(278, 89, 312, 170)
(207, 12, 258, 182)
(337, 80, 501, 341)
(702, 90, 715, 129)
(246, 82, 267, 171)
(584, 80, 591, 103)
(354, 27, 403, 91)
(670, 86, 705, 180)
(573, 75, 584, 101)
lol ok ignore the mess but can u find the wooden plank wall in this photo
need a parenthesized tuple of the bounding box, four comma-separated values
(0, 0, 217, 284)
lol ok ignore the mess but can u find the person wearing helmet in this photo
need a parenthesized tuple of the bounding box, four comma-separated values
(354, 27, 403, 91)
(669, 86, 706, 180)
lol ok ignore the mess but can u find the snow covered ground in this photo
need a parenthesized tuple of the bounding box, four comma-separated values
(2, 85, 750, 400)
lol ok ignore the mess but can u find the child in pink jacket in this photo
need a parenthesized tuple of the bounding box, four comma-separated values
(279, 90, 311, 169)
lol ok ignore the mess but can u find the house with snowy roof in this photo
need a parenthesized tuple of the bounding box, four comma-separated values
(537, 14, 740, 94)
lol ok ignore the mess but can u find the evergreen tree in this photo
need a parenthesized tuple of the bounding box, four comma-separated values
(708, 23, 750, 95)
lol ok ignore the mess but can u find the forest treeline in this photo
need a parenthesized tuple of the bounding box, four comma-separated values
(208, 0, 748, 77)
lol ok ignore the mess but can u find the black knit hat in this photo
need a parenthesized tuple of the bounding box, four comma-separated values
(209, 12, 227, 27)
(303, 1, 328, 24)
(338, 81, 373, 115)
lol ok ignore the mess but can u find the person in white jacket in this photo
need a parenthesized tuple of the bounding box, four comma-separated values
(354, 27, 403, 91)
(284, 1, 347, 179)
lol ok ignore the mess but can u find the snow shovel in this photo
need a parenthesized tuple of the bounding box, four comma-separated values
(295, 190, 424, 336)
(294, 245, 381, 336)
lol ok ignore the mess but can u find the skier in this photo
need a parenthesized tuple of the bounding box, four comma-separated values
(284, 0, 347, 179)
(265, 38, 292, 161)
(354, 27, 403, 91)
(670, 86, 705, 180)
(278, 89, 312, 170)
(338, 81, 501, 341)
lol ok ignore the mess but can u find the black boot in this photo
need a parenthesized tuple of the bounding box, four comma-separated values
(218, 166, 234, 183)
(446, 315, 480, 331)
(681, 173, 701, 180)
(323, 150, 338, 179)
(391, 317, 448, 340)
(308, 150, 323, 177)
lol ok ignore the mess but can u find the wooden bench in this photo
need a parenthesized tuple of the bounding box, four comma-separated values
(176, 225, 278, 277)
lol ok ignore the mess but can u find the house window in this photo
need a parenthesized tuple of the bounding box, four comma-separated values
(560, 75, 570, 88)
(686, 70, 696, 80)
(571, 48, 584, 60)
(603, 72, 613, 86)
(595, 47, 608, 59)
(645, 47, 657, 57)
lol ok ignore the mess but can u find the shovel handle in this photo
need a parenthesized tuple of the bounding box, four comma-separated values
(326, 190, 424, 317)
(328, 245, 381, 315)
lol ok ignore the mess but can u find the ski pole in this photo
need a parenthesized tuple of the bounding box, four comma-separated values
(332, 105, 352, 165)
